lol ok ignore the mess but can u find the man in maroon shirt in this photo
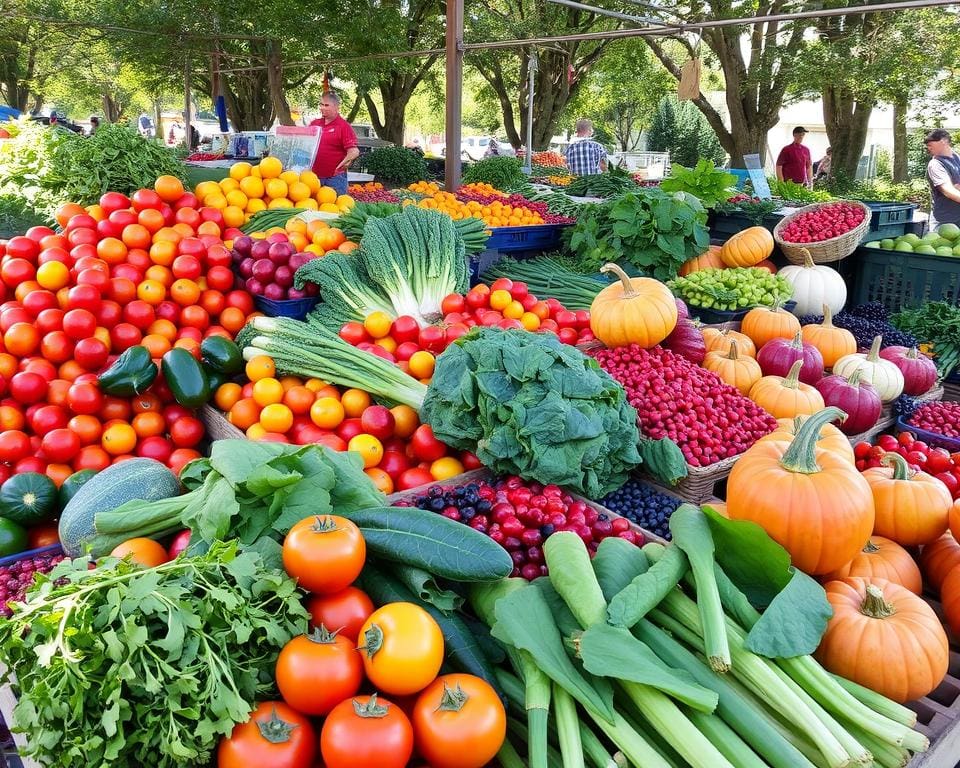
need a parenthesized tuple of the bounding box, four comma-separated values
(309, 91, 359, 196)
(775, 127, 813, 187)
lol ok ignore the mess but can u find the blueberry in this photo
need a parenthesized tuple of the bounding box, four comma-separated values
(429, 498, 447, 512)
(540, 523, 556, 537)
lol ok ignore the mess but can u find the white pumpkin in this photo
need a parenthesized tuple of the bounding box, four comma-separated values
(833, 335, 905, 402)
(779, 251, 847, 316)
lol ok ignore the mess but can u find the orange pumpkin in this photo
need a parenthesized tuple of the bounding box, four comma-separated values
(757, 415, 854, 463)
(703, 341, 762, 395)
(753, 259, 777, 274)
(801, 305, 858, 371)
(822, 537, 923, 595)
(589, 263, 677, 348)
(920, 533, 960, 592)
(679, 246, 725, 276)
(742, 304, 802, 350)
(863, 453, 952, 547)
(702, 328, 757, 359)
(816, 577, 949, 703)
(748, 359, 826, 420)
(720, 226, 774, 268)
(942, 565, 960, 637)
(726, 407, 875, 575)
(950, 498, 960, 541)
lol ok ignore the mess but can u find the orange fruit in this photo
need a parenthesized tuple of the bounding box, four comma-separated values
(310, 397, 345, 429)
(252, 377, 284, 407)
(229, 398, 261, 430)
(102, 423, 137, 455)
(155, 175, 185, 202)
(245, 355, 276, 382)
(317, 186, 337, 205)
(259, 157, 283, 179)
(240, 176, 265, 199)
(259, 403, 293, 433)
(229, 162, 253, 180)
(214, 382, 243, 411)
(111, 537, 168, 567)
(340, 389, 371, 418)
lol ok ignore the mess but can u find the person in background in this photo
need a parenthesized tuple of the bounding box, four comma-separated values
(88, 116, 100, 136)
(776, 127, 813, 187)
(925, 128, 960, 229)
(138, 112, 154, 138)
(189, 124, 200, 151)
(484, 137, 501, 159)
(814, 147, 832, 182)
(309, 91, 359, 196)
(565, 119, 607, 176)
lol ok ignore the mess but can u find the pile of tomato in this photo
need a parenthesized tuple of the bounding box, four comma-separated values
(215, 355, 479, 494)
(216, 515, 506, 768)
(855, 430, 960, 500)
(0, 175, 258, 484)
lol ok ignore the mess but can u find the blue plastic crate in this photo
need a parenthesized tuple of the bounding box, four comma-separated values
(895, 418, 960, 452)
(485, 224, 567, 253)
(0, 543, 63, 569)
(862, 223, 910, 243)
(861, 200, 917, 228)
(851, 245, 960, 311)
(252, 295, 318, 320)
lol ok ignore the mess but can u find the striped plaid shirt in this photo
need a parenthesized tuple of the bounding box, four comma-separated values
(565, 138, 607, 176)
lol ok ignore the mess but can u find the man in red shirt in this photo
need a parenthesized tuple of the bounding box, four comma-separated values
(775, 127, 813, 187)
(309, 91, 359, 196)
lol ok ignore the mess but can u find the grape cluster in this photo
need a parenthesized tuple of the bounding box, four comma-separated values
(799, 302, 918, 349)
(668, 268, 792, 311)
(600, 479, 681, 540)
(0, 551, 66, 618)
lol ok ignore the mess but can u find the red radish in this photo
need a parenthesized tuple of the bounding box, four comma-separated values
(663, 317, 705, 364)
(815, 369, 882, 435)
(756, 332, 824, 385)
(878, 346, 938, 396)
(780, 202, 866, 244)
(908, 402, 960, 438)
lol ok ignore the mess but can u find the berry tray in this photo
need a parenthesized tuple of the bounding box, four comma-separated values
(895, 418, 960, 453)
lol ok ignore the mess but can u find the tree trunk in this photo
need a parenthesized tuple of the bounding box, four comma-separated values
(822, 85, 873, 179)
(220, 71, 274, 131)
(364, 56, 438, 146)
(893, 97, 908, 183)
(267, 42, 293, 127)
(153, 98, 164, 141)
(102, 89, 122, 123)
(345, 94, 363, 123)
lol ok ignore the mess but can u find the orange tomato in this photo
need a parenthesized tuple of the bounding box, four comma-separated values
(252, 377, 284, 406)
(170, 279, 201, 306)
(102, 423, 137, 455)
(149, 240, 177, 266)
(122, 224, 152, 250)
(245, 355, 276, 382)
(96, 237, 128, 265)
(44, 462, 74, 488)
(0, 353, 17, 380)
(155, 175, 185, 202)
(340, 389, 371, 418)
(214, 382, 242, 412)
(283, 386, 315, 415)
(310, 397, 345, 429)
(390, 405, 419, 439)
(219, 307, 247, 334)
(408, 351, 435, 380)
(364, 467, 394, 494)
(68, 414, 102, 445)
(348, 434, 383, 469)
(132, 412, 166, 438)
(131, 392, 162, 413)
(229, 398, 261, 430)
(111, 537, 169, 567)
(141, 334, 172, 358)
(137, 279, 166, 305)
(259, 403, 293, 433)
(147, 319, 178, 341)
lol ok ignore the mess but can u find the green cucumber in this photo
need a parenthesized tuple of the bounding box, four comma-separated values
(161, 348, 210, 408)
(0, 473, 58, 525)
(343, 506, 512, 582)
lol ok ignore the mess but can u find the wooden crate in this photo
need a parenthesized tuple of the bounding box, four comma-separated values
(642, 451, 739, 505)
(200, 403, 244, 441)
(847, 415, 897, 447)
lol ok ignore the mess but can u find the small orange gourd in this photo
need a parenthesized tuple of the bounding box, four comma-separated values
(756, 415, 854, 463)
(702, 328, 756, 359)
(720, 226, 774, 267)
(920, 533, 960, 592)
(703, 341, 762, 395)
(822, 537, 923, 595)
(801, 305, 857, 370)
(589, 263, 677, 348)
(742, 304, 802, 350)
(679, 246, 725, 276)
(816, 577, 949, 703)
(748, 359, 826, 420)
(726, 407, 875, 575)
(941, 565, 960, 637)
(862, 452, 952, 547)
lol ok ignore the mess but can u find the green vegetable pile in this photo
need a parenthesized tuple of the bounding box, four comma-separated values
(892, 301, 960, 378)
(0, 123, 186, 215)
(481, 254, 605, 310)
(527, 190, 585, 219)
(0, 194, 53, 237)
(420, 328, 642, 497)
(713, 197, 783, 226)
(668, 268, 794, 312)
(0, 541, 307, 768)
(332, 201, 489, 254)
(360, 146, 429, 185)
(462, 157, 527, 190)
(564, 188, 711, 280)
(294, 205, 471, 330)
(768, 178, 833, 205)
(660, 159, 738, 209)
(565, 165, 638, 198)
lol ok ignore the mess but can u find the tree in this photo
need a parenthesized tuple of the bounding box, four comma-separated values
(646, 95, 726, 167)
(644, 3, 809, 165)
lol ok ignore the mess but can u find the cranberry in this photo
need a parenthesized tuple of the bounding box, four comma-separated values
(521, 529, 543, 547)
(521, 563, 542, 581)
(502, 517, 525, 537)
(504, 537, 523, 551)
(527, 546, 544, 564)
(510, 550, 527, 565)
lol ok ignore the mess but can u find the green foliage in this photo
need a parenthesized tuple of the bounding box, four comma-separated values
(420, 328, 643, 498)
(646, 96, 727, 168)
(359, 146, 429, 185)
(820, 172, 930, 208)
(462, 156, 527, 189)
(0, 541, 307, 768)
(565, 166, 639, 198)
(767, 178, 833, 204)
(564, 188, 711, 279)
(0, 194, 53, 238)
(661, 159, 738, 209)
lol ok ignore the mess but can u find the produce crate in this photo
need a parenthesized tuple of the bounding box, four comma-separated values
(709, 212, 782, 240)
(200, 403, 245, 441)
(846, 415, 897, 447)
(850, 246, 960, 311)
(862, 200, 918, 229)
(484, 223, 568, 253)
(895, 418, 960, 452)
(252, 294, 318, 320)
(688, 300, 797, 326)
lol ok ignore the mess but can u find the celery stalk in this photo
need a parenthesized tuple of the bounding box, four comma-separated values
(685, 707, 769, 768)
(553, 683, 585, 768)
(829, 675, 917, 728)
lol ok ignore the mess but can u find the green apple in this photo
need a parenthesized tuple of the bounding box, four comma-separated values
(915, 244, 937, 255)
(894, 242, 914, 252)
(936, 246, 954, 257)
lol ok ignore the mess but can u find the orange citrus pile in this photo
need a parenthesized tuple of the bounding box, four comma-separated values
(458, 182, 505, 198)
(408, 180, 441, 195)
(249, 217, 359, 258)
(348, 181, 385, 194)
(405, 191, 545, 227)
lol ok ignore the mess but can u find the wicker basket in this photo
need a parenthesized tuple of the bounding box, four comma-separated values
(645, 452, 740, 504)
(773, 200, 871, 265)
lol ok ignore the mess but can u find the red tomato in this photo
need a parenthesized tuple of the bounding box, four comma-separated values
(67, 381, 103, 415)
(132, 189, 163, 212)
(136, 435, 173, 464)
(41, 428, 81, 463)
(379, 450, 412, 482)
(100, 192, 131, 213)
(410, 424, 447, 462)
(339, 322, 369, 346)
(67, 284, 101, 314)
(0, 307, 31, 332)
(21, 290, 58, 317)
(390, 315, 420, 344)
(36, 308, 64, 334)
(15, 456, 46, 474)
(315, 433, 347, 452)
(109, 323, 142, 352)
(0, 430, 31, 463)
(30, 405, 69, 435)
(397, 467, 435, 491)
(96, 300, 122, 328)
(25, 226, 55, 244)
(217, 701, 316, 768)
(168, 447, 202, 475)
(171, 255, 202, 281)
(441, 293, 466, 315)
(73, 338, 109, 371)
(62, 309, 97, 341)
(122, 300, 156, 330)
(460, 450, 482, 470)
(225, 290, 254, 314)
(1, 257, 35, 286)
(155, 300, 181, 324)
(27, 523, 59, 549)
(4, 236, 39, 261)
(275, 629, 364, 715)
(360, 405, 395, 440)
(41, 327, 75, 363)
(335, 418, 365, 443)
(169, 415, 204, 448)
(306, 587, 375, 641)
(205, 245, 232, 268)
(206, 266, 234, 292)
(418, 326, 446, 353)
(10, 371, 47, 404)
(320, 696, 413, 768)
(73, 445, 111, 471)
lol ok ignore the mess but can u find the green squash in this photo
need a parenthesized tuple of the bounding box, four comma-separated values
(0, 473, 58, 525)
(58, 469, 98, 511)
(0, 518, 28, 557)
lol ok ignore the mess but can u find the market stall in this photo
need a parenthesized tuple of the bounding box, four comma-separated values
(0, 153, 957, 768)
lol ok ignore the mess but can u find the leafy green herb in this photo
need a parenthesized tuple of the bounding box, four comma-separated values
(462, 157, 527, 189)
(891, 302, 960, 378)
(743, 569, 834, 658)
(660, 159, 738, 209)
(565, 165, 638, 198)
(713, 198, 783, 226)
(360, 146, 429, 185)
(767, 178, 833, 205)
(0, 541, 307, 768)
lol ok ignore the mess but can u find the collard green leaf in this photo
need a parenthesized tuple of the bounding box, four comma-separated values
(744, 569, 833, 658)
(638, 437, 689, 485)
(591, 537, 649, 602)
(392, 565, 464, 613)
(209, 439, 293, 485)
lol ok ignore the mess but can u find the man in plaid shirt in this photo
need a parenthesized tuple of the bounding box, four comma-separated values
(565, 119, 608, 176)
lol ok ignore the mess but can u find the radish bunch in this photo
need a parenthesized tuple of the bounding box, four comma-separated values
(908, 402, 960, 438)
(780, 202, 866, 243)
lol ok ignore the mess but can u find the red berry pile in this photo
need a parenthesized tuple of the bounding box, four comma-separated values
(398, 476, 642, 580)
(907, 402, 960, 439)
(780, 202, 865, 243)
(0, 551, 65, 618)
(855, 430, 960, 499)
(592, 345, 778, 466)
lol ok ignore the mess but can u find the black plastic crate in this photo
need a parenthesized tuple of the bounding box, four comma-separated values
(861, 200, 918, 228)
(851, 245, 960, 311)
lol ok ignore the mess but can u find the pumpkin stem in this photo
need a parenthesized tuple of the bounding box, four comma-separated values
(862, 539, 881, 554)
(790, 331, 803, 351)
(792, 416, 804, 434)
(880, 451, 915, 481)
(860, 584, 896, 619)
(907, 347, 919, 360)
(801, 249, 815, 269)
(822, 304, 834, 328)
(779, 406, 848, 474)
(782, 359, 804, 390)
(727, 340, 740, 360)
(846, 368, 864, 388)
(867, 335, 883, 362)
(599, 263, 637, 298)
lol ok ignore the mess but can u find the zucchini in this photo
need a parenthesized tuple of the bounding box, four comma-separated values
(200, 336, 242, 375)
(344, 506, 512, 582)
(161, 348, 210, 408)
(0, 473, 58, 524)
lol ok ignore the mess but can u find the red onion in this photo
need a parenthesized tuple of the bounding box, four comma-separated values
(663, 317, 706, 364)
(757, 332, 824, 385)
(815, 369, 882, 435)
(675, 298, 689, 320)
(878, 346, 938, 396)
